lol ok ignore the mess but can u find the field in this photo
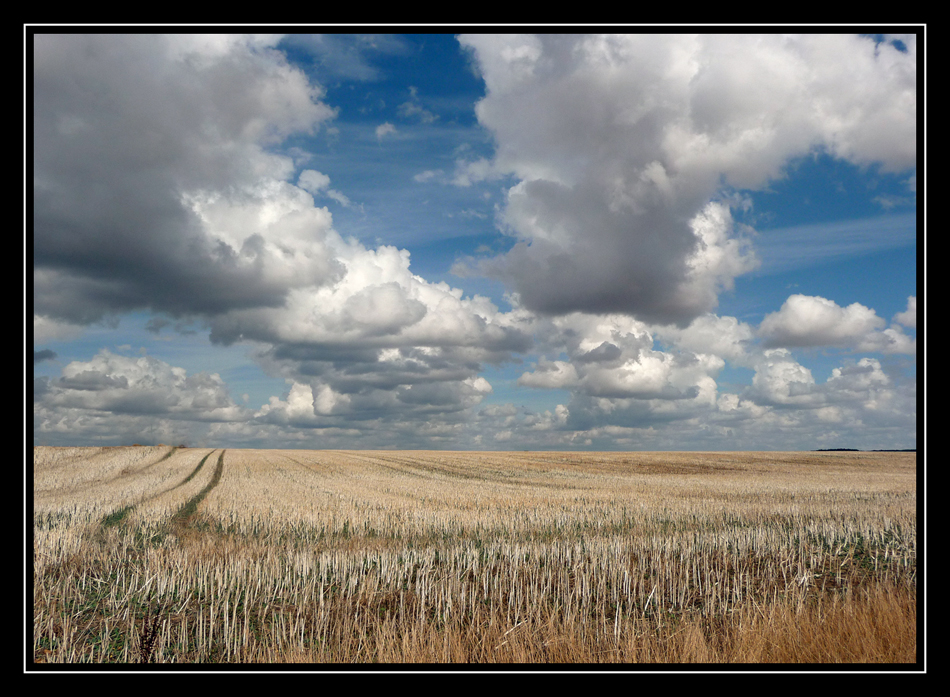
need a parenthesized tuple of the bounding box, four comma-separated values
(32, 447, 917, 665)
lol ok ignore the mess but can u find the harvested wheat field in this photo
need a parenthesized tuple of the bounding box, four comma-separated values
(32, 447, 917, 665)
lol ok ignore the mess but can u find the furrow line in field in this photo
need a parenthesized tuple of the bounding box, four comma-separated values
(171, 450, 226, 527)
(99, 446, 179, 487)
(134, 445, 180, 473)
(96, 449, 217, 530)
(334, 451, 433, 480)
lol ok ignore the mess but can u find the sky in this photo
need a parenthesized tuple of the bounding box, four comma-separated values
(31, 32, 920, 451)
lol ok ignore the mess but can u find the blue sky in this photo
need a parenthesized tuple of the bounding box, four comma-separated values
(32, 32, 918, 450)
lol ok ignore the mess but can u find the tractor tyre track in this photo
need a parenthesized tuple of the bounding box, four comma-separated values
(95, 449, 217, 530)
(171, 450, 226, 530)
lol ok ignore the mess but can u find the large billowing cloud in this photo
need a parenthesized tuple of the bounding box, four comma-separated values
(34, 34, 340, 323)
(33, 33, 530, 432)
(34, 36, 322, 327)
(190, 179, 531, 421)
(458, 33, 916, 325)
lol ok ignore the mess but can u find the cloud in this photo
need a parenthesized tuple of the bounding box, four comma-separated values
(825, 357, 891, 396)
(751, 214, 916, 276)
(297, 168, 331, 193)
(35, 349, 249, 435)
(32, 34, 916, 451)
(32, 34, 533, 441)
(499, 295, 914, 448)
(504, 340, 913, 450)
(376, 122, 397, 140)
(397, 86, 439, 124)
(34, 349, 57, 364)
(734, 350, 914, 445)
(652, 313, 756, 368)
(413, 169, 445, 183)
(758, 294, 915, 353)
(745, 348, 820, 407)
(255, 382, 337, 425)
(181, 161, 530, 427)
(297, 169, 352, 207)
(33, 314, 84, 344)
(517, 359, 579, 390)
(515, 311, 721, 428)
(451, 157, 504, 187)
(458, 34, 916, 325)
(893, 296, 916, 329)
(759, 294, 883, 347)
(204, 207, 532, 422)
(34, 34, 339, 325)
(277, 34, 411, 82)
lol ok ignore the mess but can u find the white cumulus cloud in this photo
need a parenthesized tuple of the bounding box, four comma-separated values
(758, 294, 915, 354)
(459, 34, 916, 325)
(34, 350, 251, 446)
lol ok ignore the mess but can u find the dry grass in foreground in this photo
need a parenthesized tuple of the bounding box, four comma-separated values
(32, 448, 917, 665)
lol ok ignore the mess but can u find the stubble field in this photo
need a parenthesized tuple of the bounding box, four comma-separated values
(32, 446, 917, 665)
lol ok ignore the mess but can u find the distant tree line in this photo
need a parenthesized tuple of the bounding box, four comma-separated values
(814, 448, 915, 452)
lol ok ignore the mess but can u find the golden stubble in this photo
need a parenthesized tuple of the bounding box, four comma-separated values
(33, 447, 916, 664)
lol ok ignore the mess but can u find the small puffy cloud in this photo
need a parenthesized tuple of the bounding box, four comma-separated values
(34, 349, 57, 364)
(297, 169, 331, 193)
(255, 381, 339, 425)
(397, 88, 438, 124)
(759, 294, 884, 347)
(297, 169, 351, 207)
(452, 157, 504, 187)
(578, 352, 698, 400)
(376, 122, 397, 140)
(747, 348, 819, 407)
(758, 294, 915, 354)
(414, 169, 445, 183)
(893, 296, 916, 329)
